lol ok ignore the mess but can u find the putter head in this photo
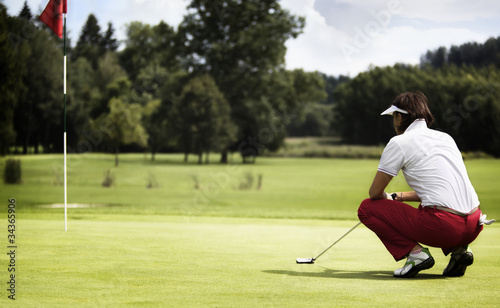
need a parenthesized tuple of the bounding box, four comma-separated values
(296, 257, 315, 264)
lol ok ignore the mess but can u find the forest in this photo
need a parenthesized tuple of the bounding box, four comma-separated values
(1, 0, 500, 162)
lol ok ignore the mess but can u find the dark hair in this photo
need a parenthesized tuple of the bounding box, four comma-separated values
(392, 91, 434, 132)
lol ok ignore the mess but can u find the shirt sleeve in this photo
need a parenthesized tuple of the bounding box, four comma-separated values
(378, 138, 405, 177)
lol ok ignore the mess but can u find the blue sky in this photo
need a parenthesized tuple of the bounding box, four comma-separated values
(4, 0, 500, 77)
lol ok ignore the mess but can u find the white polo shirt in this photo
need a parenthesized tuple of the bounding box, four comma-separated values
(378, 119, 479, 213)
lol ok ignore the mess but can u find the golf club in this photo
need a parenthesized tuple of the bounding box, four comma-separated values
(296, 221, 362, 264)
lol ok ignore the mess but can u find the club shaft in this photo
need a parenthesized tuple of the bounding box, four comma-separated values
(313, 221, 362, 260)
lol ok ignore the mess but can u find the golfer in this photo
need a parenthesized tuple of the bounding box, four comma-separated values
(358, 91, 494, 278)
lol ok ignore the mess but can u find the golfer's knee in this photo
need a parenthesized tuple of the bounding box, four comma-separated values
(357, 198, 373, 222)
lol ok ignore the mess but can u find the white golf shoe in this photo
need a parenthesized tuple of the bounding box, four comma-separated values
(394, 247, 435, 278)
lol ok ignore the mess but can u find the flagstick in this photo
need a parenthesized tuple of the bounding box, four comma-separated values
(63, 12, 67, 232)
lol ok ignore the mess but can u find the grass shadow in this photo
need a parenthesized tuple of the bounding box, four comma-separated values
(263, 267, 446, 280)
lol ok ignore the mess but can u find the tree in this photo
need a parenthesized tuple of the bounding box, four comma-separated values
(320, 73, 350, 105)
(135, 63, 171, 160)
(334, 65, 422, 145)
(66, 57, 97, 149)
(117, 20, 180, 160)
(66, 52, 126, 152)
(332, 63, 500, 157)
(174, 74, 236, 164)
(178, 0, 305, 163)
(152, 21, 181, 72)
(10, 13, 63, 154)
(421, 36, 500, 69)
(101, 22, 119, 52)
(119, 22, 154, 81)
(97, 52, 127, 98)
(287, 104, 333, 137)
(119, 21, 179, 82)
(248, 69, 326, 153)
(98, 95, 150, 166)
(74, 14, 103, 68)
(78, 51, 127, 121)
(0, 4, 27, 155)
(18, 1, 32, 20)
(448, 45, 462, 66)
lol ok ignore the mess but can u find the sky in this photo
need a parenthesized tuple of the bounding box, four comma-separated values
(3, 0, 500, 77)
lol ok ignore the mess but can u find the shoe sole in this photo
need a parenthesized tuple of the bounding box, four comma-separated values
(443, 252, 474, 277)
(394, 257, 435, 278)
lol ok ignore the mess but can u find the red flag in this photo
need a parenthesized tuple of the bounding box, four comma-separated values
(39, 0, 66, 38)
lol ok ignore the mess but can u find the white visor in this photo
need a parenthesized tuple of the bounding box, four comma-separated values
(381, 105, 409, 116)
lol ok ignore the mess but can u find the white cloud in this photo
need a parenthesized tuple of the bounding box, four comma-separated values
(281, 0, 500, 76)
(286, 23, 490, 76)
(282, 0, 356, 76)
(400, 0, 500, 22)
(313, 0, 500, 23)
(283, 0, 388, 76)
(362, 26, 489, 66)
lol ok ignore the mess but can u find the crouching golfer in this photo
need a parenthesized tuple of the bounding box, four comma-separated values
(358, 91, 494, 278)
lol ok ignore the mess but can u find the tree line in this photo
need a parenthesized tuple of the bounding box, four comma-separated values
(334, 64, 500, 156)
(334, 37, 500, 157)
(1, 1, 499, 161)
(421, 36, 500, 69)
(1, 1, 326, 164)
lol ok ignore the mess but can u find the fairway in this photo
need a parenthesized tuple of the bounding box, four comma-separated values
(1, 154, 499, 306)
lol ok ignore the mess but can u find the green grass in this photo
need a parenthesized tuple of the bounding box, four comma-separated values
(4, 216, 500, 307)
(2, 153, 383, 219)
(270, 137, 386, 158)
(0, 154, 499, 306)
(2, 153, 499, 219)
(269, 137, 494, 159)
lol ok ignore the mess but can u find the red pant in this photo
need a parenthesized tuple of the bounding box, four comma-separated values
(358, 198, 483, 261)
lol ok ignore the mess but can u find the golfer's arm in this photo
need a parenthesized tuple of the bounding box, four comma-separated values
(368, 171, 393, 200)
(393, 191, 421, 202)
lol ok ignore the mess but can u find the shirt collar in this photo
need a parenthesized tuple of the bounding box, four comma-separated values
(404, 119, 427, 133)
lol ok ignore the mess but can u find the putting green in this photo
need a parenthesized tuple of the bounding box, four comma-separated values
(1, 154, 499, 306)
(2, 215, 498, 307)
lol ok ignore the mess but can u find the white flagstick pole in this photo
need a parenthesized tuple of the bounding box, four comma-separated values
(63, 12, 67, 231)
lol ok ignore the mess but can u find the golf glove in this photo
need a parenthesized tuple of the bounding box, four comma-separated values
(479, 214, 495, 226)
